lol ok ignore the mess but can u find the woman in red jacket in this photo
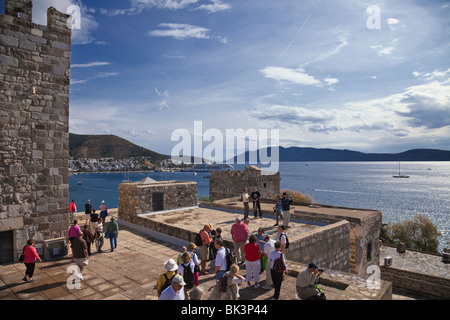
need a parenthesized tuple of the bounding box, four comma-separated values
(22, 239, 42, 282)
(243, 234, 262, 288)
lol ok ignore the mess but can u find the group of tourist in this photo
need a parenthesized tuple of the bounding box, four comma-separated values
(242, 188, 294, 227)
(156, 186, 325, 300)
(67, 199, 119, 280)
(18, 199, 118, 283)
(157, 214, 292, 300)
(19, 193, 324, 300)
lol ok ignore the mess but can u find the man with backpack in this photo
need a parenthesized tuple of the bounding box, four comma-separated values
(156, 259, 178, 297)
(178, 252, 196, 290)
(275, 225, 289, 253)
(198, 224, 212, 275)
(268, 241, 288, 300)
(214, 238, 230, 281)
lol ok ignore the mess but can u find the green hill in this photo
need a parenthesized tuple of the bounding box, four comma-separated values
(69, 133, 169, 160)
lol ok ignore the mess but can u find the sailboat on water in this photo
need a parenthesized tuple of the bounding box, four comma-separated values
(393, 161, 409, 178)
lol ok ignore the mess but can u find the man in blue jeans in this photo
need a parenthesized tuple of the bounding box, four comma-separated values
(214, 239, 228, 280)
(106, 216, 119, 252)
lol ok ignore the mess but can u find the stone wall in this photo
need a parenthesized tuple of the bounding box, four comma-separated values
(0, 0, 71, 262)
(286, 220, 351, 272)
(118, 180, 198, 224)
(209, 165, 280, 201)
(292, 204, 382, 276)
(205, 197, 382, 276)
(380, 266, 450, 299)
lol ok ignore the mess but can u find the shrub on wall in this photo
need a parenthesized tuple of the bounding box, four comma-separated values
(381, 214, 441, 253)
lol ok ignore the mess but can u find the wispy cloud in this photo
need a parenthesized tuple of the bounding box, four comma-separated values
(370, 45, 395, 56)
(260, 67, 321, 86)
(250, 68, 450, 151)
(260, 66, 338, 88)
(148, 23, 210, 40)
(101, 0, 230, 16)
(197, 0, 231, 13)
(71, 71, 119, 86)
(303, 34, 348, 66)
(387, 18, 400, 30)
(134, 0, 199, 10)
(72, 61, 112, 68)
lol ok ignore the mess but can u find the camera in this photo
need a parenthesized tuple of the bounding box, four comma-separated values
(318, 268, 324, 273)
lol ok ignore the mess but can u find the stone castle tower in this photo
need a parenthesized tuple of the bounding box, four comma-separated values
(209, 165, 281, 201)
(0, 0, 72, 263)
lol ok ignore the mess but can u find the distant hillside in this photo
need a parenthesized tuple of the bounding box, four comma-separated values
(69, 133, 169, 160)
(235, 147, 450, 162)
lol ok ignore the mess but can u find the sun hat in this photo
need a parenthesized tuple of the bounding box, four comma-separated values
(172, 274, 186, 286)
(164, 259, 178, 272)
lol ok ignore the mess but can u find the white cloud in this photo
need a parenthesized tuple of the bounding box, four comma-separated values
(101, 0, 230, 16)
(133, 0, 199, 10)
(148, 23, 210, 40)
(303, 34, 349, 66)
(324, 77, 339, 86)
(260, 67, 322, 86)
(370, 45, 395, 56)
(197, 0, 231, 13)
(72, 62, 112, 68)
(412, 68, 450, 81)
(250, 68, 450, 151)
(387, 18, 400, 30)
(260, 66, 339, 88)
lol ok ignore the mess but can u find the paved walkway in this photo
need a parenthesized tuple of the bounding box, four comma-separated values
(0, 223, 319, 300)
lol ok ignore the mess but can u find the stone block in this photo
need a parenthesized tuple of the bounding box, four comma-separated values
(0, 34, 19, 47)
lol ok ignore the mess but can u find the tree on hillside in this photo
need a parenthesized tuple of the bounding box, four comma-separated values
(381, 214, 441, 253)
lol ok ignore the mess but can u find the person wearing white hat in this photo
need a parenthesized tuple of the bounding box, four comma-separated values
(159, 274, 186, 300)
(156, 259, 178, 297)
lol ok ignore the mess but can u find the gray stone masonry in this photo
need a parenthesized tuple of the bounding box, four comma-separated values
(0, 0, 72, 262)
(118, 180, 198, 224)
(209, 165, 281, 201)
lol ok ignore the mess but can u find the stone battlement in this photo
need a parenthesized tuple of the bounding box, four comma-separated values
(0, 0, 72, 264)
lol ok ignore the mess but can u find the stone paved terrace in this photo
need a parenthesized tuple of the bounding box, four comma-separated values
(380, 246, 449, 279)
(0, 209, 415, 301)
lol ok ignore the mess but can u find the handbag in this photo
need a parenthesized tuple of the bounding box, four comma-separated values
(19, 246, 25, 263)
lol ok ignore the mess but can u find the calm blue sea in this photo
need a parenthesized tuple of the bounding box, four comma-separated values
(69, 162, 450, 250)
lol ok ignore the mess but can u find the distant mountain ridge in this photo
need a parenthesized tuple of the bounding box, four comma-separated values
(69, 133, 169, 160)
(237, 146, 450, 162)
(70, 133, 450, 162)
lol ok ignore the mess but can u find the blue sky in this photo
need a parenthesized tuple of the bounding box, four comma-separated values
(32, 0, 450, 156)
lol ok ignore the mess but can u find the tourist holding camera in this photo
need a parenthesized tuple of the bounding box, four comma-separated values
(296, 262, 326, 300)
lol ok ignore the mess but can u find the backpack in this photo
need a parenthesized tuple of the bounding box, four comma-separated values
(182, 263, 195, 289)
(272, 253, 286, 273)
(194, 233, 203, 247)
(224, 247, 235, 271)
(218, 273, 229, 293)
(281, 233, 290, 249)
(161, 273, 176, 292)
